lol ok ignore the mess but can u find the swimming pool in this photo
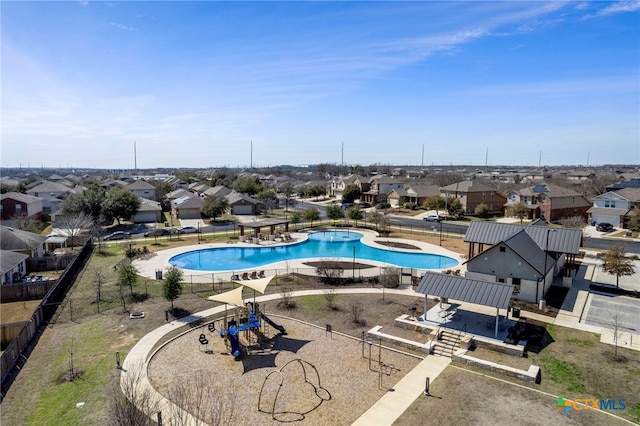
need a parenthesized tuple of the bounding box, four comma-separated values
(169, 230, 458, 272)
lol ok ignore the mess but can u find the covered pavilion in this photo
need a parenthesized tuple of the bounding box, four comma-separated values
(416, 271, 514, 338)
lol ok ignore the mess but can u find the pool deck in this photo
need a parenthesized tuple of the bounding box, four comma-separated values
(132, 228, 466, 282)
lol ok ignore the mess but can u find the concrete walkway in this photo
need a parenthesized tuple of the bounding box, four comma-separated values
(352, 355, 451, 426)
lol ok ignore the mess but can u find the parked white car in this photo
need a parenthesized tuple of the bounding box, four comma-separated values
(423, 214, 444, 222)
(177, 226, 198, 234)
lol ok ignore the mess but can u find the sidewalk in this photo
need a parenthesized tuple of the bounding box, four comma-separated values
(351, 355, 451, 426)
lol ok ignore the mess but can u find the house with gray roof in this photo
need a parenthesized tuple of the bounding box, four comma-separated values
(387, 184, 440, 208)
(25, 180, 79, 213)
(226, 191, 260, 215)
(171, 194, 203, 220)
(1, 250, 29, 284)
(204, 185, 232, 198)
(132, 198, 163, 223)
(440, 180, 506, 215)
(330, 174, 369, 200)
(505, 182, 591, 223)
(1, 192, 43, 221)
(360, 175, 406, 205)
(587, 188, 640, 228)
(1, 226, 46, 257)
(126, 180, 156, 200)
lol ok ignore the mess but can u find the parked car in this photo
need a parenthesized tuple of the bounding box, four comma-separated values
(144, 228, 171, 237)
(423, 214, 444, 222)
(104, 231, 131, 240)
(177, 226, 198, 234)
(596, 222, 614, 232)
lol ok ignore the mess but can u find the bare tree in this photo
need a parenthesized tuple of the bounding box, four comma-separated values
(55, 212, 93, 248)
(324, 288, 338, 310)
(608, 307, 625, 359)
(109, 362, 159, 426)
(379, 267, 400, 288)
(94, 268, 107, 311)
(559, 215, 587, 229)
(278, 287, 296, 310)
(166, 373, 236, 426)
(316, 260, 344, 284)
(348, 300, 365, 325)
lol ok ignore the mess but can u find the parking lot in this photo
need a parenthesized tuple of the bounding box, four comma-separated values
(585, 293, 640, 335)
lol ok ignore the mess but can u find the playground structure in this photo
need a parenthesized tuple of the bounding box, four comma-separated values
(207, 276, 287, 359)
(258, 358, 331, 422)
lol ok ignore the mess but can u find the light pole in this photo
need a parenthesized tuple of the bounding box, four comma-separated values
(353, 246, 356, 279)
(439, 221, 443, 246)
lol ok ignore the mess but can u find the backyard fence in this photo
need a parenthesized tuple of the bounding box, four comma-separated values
(1, 240, 93, 401)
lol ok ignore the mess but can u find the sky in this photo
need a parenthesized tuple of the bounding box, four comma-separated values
(2, 1, 639, 170)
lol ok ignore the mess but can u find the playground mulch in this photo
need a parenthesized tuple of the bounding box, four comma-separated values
(147, 317, 422, 425)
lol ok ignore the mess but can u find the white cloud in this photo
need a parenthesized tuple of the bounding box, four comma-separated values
(110, 22, 138, 32)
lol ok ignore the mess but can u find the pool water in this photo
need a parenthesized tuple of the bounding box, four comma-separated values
(169, 230, 458, 272)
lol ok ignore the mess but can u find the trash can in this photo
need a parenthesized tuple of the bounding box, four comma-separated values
(512, 307, 521, 318)
(155, 269, 163, 280)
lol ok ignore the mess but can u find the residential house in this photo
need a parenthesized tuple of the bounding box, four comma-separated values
(505, 182, 591, 223)
(203, 185, 232, 198)
(171, 194, 203, 220)
(127, 180, 156, 200)
(387, 184, 440, 208)
(606, 178, 640, 191)
(1, 226, 47, 257)
(1, 250, 29, 284)
(440, 180, 506, 215)
(1, 192, 43, 221)
(360, 176, 406, 205)
(566, 170, 595, 182)
(226, 191, 260, 215)
(588, 188, 640, 228)
(25, 180, 79, 214)
(330, 175, 368, 200)
(132, 198, 163, 223)
(188, 182, 211, 196)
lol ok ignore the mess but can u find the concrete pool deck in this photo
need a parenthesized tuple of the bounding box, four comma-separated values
(132, 228, 466, 283)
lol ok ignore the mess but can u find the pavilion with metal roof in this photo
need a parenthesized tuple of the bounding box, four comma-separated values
(416, 271, 514, 338)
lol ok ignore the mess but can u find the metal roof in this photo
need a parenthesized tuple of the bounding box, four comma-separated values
(464, 221, 582, 254)
(416, 272, 513, 310)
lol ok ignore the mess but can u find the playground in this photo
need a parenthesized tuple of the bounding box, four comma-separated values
(147, 315, 423, 425)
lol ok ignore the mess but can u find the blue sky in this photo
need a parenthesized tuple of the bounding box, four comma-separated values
(2, 1, 639, 169)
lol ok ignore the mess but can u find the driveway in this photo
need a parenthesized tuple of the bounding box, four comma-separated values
(584, 293, 640, 335)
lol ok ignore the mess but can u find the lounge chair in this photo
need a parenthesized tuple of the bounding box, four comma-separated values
(258, 270, 265, 278)
(242, 272, 250, 280)
(250, 271, 258, 279)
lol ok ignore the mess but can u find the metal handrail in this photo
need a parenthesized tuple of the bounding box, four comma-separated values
(450, 323, 467, 357)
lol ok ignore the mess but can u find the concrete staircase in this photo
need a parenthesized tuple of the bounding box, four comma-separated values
(432, 329, 462, 358)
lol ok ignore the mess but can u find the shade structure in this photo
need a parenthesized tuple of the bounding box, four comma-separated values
(233, 276, 274, 294)
(206, 286, 244, 307)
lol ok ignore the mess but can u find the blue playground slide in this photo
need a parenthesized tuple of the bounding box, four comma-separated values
(261, 313, 287, 335)
(227, 327, 241, 358)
